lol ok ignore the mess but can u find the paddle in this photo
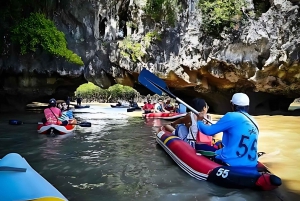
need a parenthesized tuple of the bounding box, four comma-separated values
(8, 120, 92, 127)
(138, 68, 213, 124)
(0, 166, 27, 172)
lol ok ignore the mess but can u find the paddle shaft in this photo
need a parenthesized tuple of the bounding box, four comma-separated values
(9, 120, 91, 127)
(149, 80, 213, 124)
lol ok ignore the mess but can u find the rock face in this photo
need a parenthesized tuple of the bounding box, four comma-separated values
(0, 0, 300, 114)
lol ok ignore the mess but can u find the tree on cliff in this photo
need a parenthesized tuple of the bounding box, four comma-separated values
(10, 13, 84, 65)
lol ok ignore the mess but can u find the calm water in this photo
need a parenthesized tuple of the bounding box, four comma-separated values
(0, 106, 300, 201)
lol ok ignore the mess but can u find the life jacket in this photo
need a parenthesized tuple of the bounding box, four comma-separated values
(187, 112, 212, 147)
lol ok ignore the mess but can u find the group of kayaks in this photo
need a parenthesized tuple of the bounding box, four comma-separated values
(110, 104, 142, 112)
(1, 105, 281, 201)
(2, 111, 88, 199)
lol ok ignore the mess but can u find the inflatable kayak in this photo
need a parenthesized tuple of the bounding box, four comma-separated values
(0, 153, 67, 201)
(156, 129, 282, 191)
(142, 112, 186, 120)
(74, 105, 90, 109)
(37, 122, 76, 135)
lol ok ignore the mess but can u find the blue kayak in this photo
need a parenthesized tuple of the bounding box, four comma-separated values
(0, 153, 67, 201)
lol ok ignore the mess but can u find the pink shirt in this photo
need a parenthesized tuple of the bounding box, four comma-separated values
(44, 107, 62, 125)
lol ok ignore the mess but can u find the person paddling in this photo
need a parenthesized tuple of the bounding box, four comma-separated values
(197, 93, 259, 167)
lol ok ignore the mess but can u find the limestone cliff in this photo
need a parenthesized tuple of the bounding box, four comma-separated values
(0, 0, 300, 114)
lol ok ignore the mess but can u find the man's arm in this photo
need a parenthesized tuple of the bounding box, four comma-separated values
(171, 114, 189, 127)
(197, 113, 232, 136)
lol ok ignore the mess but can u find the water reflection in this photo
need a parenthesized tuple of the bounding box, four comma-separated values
(0, 107, 300, 201)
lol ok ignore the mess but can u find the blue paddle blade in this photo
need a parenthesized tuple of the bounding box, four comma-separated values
(138, 68, 168, 96)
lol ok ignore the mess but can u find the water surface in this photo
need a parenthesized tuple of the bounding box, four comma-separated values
(0, 106, 300, 201)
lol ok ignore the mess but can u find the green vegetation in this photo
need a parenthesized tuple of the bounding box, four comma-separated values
(119, 36, 144, 62)
(11, 13, 83, 65)
(144, 31, 161, 48)
(0, 1, 83, 65)
(119, 31, 161, 62)
(75, 82, 139, 102)
(198, 0, 246, 37)
(144, 0, 181, 26)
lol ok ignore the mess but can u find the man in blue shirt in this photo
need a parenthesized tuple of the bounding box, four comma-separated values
(197, 93, 259, 167)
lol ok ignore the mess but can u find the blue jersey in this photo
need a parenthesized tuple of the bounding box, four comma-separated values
(197, 112, 259, 167)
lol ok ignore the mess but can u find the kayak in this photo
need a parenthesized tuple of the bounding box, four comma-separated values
(0, 153, 67, 201)
(74, 105, 90, 109)
(156, 129, 282, 190)
(37, 122, 76, 135)
(142, 112, 186, 120)
(111, 105, 130, 108)
(127, 107, 142, 112)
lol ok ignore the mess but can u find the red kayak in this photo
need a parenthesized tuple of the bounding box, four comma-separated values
(37, 122, 76, 135)
(142, 112, 186, 120)
(156, 128, 282, 191)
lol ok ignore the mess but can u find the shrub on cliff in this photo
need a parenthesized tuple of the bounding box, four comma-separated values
(198, 0, 246, 37)
(11, 13, 84, 66)
(119, 36, 145, 62)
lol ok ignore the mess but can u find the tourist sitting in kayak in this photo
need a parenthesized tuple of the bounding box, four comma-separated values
(164, 98, 212, 148)
(174, 102, 187, 114)
(116, 101, 122, 106)
(143, 99, 154, 114)
(154, 98, 169, 113)
(130, 100, 139, 108)
(60, 102, 77, 124)
(197, 93, 259, 167)
(164, 99, 174, 111)
(43, 98, 68, 126)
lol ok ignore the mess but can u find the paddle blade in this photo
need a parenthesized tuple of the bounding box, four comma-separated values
(8, 120, 23, 125)
(138, 68, 168, 96)
(78, 122, 91, 127)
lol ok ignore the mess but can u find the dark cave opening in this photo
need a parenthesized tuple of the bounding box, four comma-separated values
(99, 15, 107, 36)
(253, 0, 271, 17)
(118, 0, 130, 38)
